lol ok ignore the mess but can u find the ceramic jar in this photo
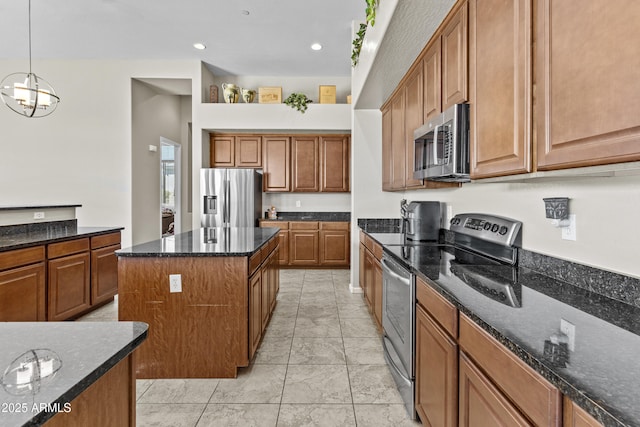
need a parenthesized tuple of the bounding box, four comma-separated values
(241, 88, 256, 103)
(222, 83, 239, 103)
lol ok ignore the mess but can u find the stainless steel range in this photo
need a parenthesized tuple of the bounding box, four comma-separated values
(380, 213, 522, 419)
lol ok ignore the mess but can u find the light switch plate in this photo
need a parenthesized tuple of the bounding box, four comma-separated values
(169, 274, 182, 293)
(561, 214, 577, 241)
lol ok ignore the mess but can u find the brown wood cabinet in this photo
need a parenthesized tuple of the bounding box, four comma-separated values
(291, 136, 320, 192)
(0, 246, 46, 321)
(459, 351, 532, 427)
(289, 221, 319, 266)
(90, 233, 121, 306)
(404, 65, 426, 189)
(48, 239, 91, 321)
(423, 40, 442, 123)
(249, 237, 279, 361)
(359, 232, 383, 328)
(260, 221, 290, 266)
(249, 270, 262, 359)
(469, 0, 532, 179)
(210, 134, 262, 168)
(415, 276, 458, 427)
(320, 136, 350, 192)
(391, 92, 406, 190)
(536, 1, 640, 171)
(441, 1, 468, 110)
(263, 136, 291, 192)
(564, 396, 604, 427)
(319, 222, 350, 267)
(381, 106, 393, 191)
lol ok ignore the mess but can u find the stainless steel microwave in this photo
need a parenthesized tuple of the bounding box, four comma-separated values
(413, 103, 470, 182)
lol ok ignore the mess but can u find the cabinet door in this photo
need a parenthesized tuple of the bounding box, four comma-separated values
(211, 135, 235, 167)
(359, 242, 366, 291)
(319, 230, 349, 266)
(391, 92, 406, 190)
(564, 396, 604, 427)
(405, 64, 426, 189)
(536, 0, 640, 170)
(415, 305, 458, 427)
(381, 105, 393, 191)
(441, 1, 468, 110)
(48, 252, 91, 321)
(469, 0, 532, 178)
(373, 258, 383, 327)
(320, 136, 350, 192)
(235, 135, 262, 168)
(91, 244, 120, 306)
(0, 263, 46, 321)
(459, 351, 532, 427)
(423, 40, 442, 123)
(249, 271, 262, 360)
(277, 231, 289, 265)
(261, 259, 270, 332)
(291, 136, 319, 192)
(269, 249, 279, 313)
(363, 249, 374, 310)
(289, 231, 319, 266)
(263, 136, 291, 192)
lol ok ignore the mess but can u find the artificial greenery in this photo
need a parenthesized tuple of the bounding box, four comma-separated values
(352, 0, 380, 67)
(284, 93, 313, 113)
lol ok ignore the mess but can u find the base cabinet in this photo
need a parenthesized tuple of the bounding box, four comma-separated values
(319, 222, 350, 267)
(459, 351, 532, 427)
(359, 232, 383, 328)
(564, 396, 604, 427)
(48, 250, 91, 322)
(249, 271, 262, 359)
(0, 260, 46, 321)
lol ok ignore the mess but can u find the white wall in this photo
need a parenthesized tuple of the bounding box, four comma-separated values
(0, 59, 196, 248)
(264, 193, 350, 215)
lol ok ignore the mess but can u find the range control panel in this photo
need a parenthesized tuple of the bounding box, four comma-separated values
(450, 213, 522, 247)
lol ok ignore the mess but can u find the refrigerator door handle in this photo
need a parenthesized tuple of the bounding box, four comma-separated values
(224, 180, 231, 225)
(203, 195, 217, 214)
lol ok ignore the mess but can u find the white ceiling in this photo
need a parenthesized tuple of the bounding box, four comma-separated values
(0, 0, 364, 77)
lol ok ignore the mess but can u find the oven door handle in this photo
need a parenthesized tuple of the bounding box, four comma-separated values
(382, 336, 412, 385)
(381, 258, 411, 286)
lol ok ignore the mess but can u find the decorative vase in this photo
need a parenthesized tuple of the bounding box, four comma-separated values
(222, 83, 239, 103)
(241, 88, 256, 103)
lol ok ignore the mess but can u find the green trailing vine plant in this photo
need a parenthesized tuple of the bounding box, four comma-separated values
(352, 0, 380, 67)
(284, 93, 312, 113)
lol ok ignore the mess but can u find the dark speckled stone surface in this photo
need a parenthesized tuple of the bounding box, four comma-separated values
(117, 227, 279, 257)
(357, 218, 402, 233)
(366, 231, 640, 427)
(0, 224, 123, 253)
(263, 211, 350, 221)
(0, 322, 147, 427)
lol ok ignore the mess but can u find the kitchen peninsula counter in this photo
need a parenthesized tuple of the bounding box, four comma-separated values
(0, 321, 147, 427)
(117, 227, 280, 379)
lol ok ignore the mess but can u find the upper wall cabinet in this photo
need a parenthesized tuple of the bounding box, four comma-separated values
(320, 136, 350, 192)
(210, 135, 262, 168)
(292, 136, 320, 192)
(469, 0, 532, 179)
(536, 0, 640, 170)
(263, 136, 291, 192)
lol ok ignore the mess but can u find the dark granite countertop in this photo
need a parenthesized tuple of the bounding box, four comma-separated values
(366, 231, 640, 427)
(260, 211, 350, 222)
(0, 321, 147, 427)
(0, 205, 82, 211)
(0, 226, 124, 253)
(117, 227, 279, 257)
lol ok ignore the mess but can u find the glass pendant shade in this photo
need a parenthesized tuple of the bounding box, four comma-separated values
(1, 72, 60, 118)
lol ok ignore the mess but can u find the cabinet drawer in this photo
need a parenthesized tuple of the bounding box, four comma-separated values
(249, 250, 262, 275)
(416, 276, 458, 337)
(268, 236, 277, 253)
(371, 241, 383, 260)
(459, 314, 561, 427)
(290, 221, 319, 230)
(363, 234, 374, 251)
(48, 238, 90, 259)
(0, 246, 45, 271)
(91, 232, 121, 249)
(320, 221, 349, 231)
(260, 220, 289, 230)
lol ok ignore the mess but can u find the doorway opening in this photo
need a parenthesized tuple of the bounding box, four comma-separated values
(161, 137, 181, 236)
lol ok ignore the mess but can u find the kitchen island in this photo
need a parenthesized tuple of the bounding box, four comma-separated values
(0, 321, 147, 427)
(117, 227, 280, 379)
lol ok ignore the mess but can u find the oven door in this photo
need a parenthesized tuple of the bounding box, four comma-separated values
(381, 254, 416, 418)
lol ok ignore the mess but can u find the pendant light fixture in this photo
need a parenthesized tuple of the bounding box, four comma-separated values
(0, 0, 60, 118)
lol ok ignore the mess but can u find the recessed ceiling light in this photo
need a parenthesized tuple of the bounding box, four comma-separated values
(241, 10, 250, 15)
(311, 43, 322, 51)
(193, 43, 206, 50)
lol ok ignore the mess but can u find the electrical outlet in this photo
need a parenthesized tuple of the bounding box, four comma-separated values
(295, 200, 301, 208)
(33, 212, 45, 219)
(560, 318, 576, 351)
(562, 214, 577, 241)
(169, 274, 182, 293)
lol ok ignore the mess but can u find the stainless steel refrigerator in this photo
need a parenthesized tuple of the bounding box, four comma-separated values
(200, 169, 263, 227)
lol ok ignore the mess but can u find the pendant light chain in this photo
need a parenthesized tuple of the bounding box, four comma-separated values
(28, 0, 32, 76)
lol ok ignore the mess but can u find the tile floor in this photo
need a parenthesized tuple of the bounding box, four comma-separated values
(78, 269, 420, 426)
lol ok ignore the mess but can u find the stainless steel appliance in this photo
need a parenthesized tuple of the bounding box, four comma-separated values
(381, 213, 522, 419)
(200, 168, 262, 227)
(413, 103, 470, 182)
(400, 200, 442, 241)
